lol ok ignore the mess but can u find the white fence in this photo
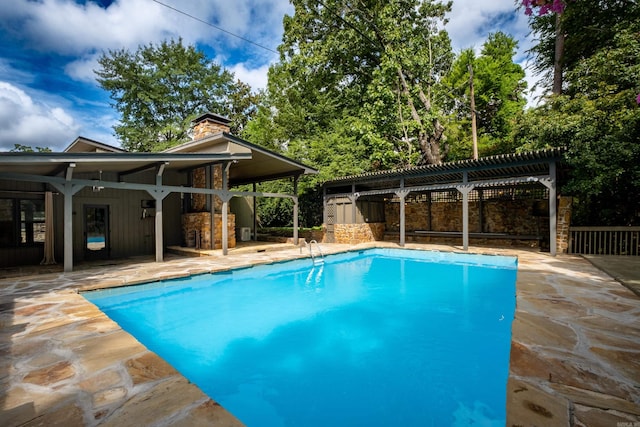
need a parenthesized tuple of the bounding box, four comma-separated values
(569, 226, 640, 255)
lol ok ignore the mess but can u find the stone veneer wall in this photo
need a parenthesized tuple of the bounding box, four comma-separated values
(191, 168, 207, 212)
(181, 115, 234, 250)
(191, 166, 224, 213)
(329, 196, 573, 252)
(333, 223, 385, 244)
(192, 118, 229, 140)
(556, 196, 573, 254)
(182, 212, 236, 249)
(384, 199, 547, 235)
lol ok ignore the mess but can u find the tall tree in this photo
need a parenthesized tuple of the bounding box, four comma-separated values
(247, 0, 453, 172)
(524, 0, 638, 97)
(443, 33, 526, 159)
(514, 14, 640, 225)
(96, 39, 242, 152)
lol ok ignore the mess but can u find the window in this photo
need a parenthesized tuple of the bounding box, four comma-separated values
(0, 198, 46, 247)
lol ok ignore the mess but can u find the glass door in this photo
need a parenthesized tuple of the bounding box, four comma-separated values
(84, 205, 109, 259)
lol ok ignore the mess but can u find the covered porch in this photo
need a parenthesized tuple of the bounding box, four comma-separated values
(0, 114, 317, 272)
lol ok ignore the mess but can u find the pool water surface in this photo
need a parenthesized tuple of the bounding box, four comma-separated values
(85, 248, 517, 426)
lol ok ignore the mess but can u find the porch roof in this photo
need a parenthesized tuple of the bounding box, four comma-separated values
(163, 132, 318, 185)
(0, 151, 252, 177)
(0, 138, 317, 184)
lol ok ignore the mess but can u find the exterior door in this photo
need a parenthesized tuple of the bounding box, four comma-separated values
(84, 205, 109, 260)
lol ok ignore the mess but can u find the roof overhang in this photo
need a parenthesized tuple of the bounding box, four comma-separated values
(164, 132, 318, 185)
(0, 152, 252, 178)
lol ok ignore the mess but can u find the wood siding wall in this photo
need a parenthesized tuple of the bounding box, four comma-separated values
(53, 170, 187, 263)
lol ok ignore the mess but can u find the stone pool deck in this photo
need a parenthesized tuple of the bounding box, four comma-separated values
(1, 243, 639, 426)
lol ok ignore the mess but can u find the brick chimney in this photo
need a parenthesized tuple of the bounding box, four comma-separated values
(192, 112, 231, 140)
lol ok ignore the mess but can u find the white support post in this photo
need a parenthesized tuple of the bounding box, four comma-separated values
(209, 166, 215, 250)
(462, 188, 470, 250)
(154, 194, 164, 262)
(222, 162, 231, 255)
(54, 163, 81, 273)
(351, 183, 357, 224)
(63, 182, 74, 272)
(396, 184, 409, 247)
(222, 198, 228, 255)
(457, 171, 473, 251)
(253, 182, 258, 241)
(152, 163, 168, 262)
(293, 176, 299, 245)
(541, 162, 558, 256)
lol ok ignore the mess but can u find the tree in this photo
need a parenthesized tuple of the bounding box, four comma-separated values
(247, 0, 454, 172)
(10, 144, 51, 152)
(228, 80, 261, 138)
(524, 0, 638, 97)
(514, 18, 640, 225)
(443, 33, 527, 160)
(96, 39, 240, 152)
(522, 0, 568, 95)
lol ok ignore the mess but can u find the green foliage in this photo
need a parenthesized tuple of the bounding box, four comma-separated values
(526, 0, 639, 93)
(247, 0, 454, 174)
(95, 39, 256, 151)
(514, 21, 640, 225)
(10, 144, 52, 152)
(443, 33, 527, 160)
(243, 0, 456, 227)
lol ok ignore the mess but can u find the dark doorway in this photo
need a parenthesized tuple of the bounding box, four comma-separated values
(84, 204, 109, 260)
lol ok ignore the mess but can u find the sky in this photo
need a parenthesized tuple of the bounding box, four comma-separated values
(0, 0, 539, 152)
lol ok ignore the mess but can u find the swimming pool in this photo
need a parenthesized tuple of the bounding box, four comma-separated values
(85, 248, 517, 426)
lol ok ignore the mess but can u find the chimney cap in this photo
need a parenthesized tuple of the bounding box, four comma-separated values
(192, 112, 231, 126)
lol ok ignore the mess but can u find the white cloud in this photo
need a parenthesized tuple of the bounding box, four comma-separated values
(447, 0, 528, 51)
(229, 63, 271, 91)
(0, 0, 291, 149)
(65, 54, 102, 83)
(445, 0, 545, 106)
(3, 0, 288, 61)
(521, 60, 547, 108)
(0, 82, 80, 151)
(3, 0, 289, 85)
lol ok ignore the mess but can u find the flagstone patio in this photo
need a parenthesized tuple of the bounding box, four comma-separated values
(1, 243, 638, 426)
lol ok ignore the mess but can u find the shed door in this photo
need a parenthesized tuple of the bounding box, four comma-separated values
(325, 202, 335, 243)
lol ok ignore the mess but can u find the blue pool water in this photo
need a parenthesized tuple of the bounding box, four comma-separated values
(85, 248, 517, 426)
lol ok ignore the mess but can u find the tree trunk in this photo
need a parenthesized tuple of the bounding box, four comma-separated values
(468, 63, 478, 160)
(553, 13, 564, 95)
(396, 67, 443, 165)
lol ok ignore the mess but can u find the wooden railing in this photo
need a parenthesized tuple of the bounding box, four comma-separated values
(569, 226, 640, 255)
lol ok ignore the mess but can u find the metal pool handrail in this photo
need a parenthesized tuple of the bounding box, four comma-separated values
(308, 239, 324, 265)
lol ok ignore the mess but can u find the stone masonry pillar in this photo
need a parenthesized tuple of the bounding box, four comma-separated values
(556, 196, 573, 254)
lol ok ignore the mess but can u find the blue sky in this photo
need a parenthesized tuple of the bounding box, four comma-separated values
(0, 0, 536, 152)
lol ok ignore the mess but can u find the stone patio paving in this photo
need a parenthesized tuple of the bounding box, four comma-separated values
(1, 242, 638, 426)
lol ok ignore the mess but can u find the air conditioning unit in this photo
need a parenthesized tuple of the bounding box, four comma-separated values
(240, 227, 251, 242)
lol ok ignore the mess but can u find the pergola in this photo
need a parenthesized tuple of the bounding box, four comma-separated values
(323, 148, 566, 255)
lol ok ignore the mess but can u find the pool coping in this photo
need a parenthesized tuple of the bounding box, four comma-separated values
(1, 242, 639, 426)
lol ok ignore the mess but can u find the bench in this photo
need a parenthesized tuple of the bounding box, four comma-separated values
(383, 230, 546, 247)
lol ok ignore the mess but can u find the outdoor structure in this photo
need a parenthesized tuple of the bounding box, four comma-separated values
(323, 148, 569, 256)
(0, 113, 317, 272)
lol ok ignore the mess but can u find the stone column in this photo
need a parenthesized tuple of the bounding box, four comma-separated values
(556, 196, 573, 254)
